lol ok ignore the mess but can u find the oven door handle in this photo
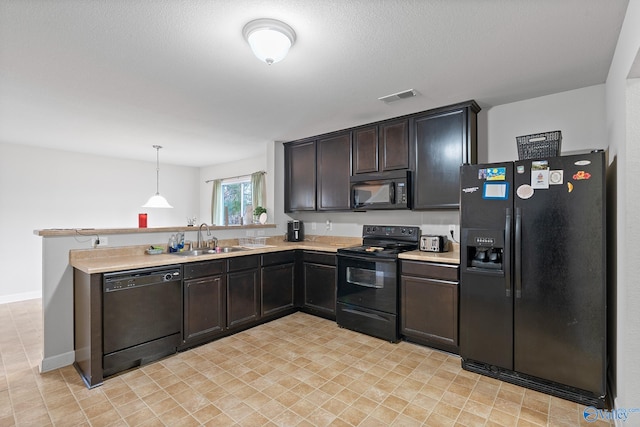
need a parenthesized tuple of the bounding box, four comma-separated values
(347, 278, 384, 289)
(337, 254, 396, 264)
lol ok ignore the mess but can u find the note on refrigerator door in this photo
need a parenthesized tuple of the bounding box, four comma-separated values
(531, 160, 549, 189)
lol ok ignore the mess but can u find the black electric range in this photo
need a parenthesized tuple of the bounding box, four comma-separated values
(336, 225, 421, 342)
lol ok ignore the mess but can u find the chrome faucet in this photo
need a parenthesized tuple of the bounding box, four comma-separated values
(197, 223, 211, 248)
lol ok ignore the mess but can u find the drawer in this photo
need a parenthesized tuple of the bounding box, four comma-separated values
(227, 255, 260, 272)
(401, 260, 459, 282)
(183, 260, 225, 279)
(261, 251, 296, 266)
(302, 251, 336, 266)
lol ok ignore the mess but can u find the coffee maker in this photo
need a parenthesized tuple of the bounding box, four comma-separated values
(287, 220, 304, 242)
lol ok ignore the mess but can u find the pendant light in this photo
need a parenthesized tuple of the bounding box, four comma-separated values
(142, 145, 173, 208)
(242, 18, 296, 65)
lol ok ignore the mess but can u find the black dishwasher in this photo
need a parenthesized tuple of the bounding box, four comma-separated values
(102, 265, 182, 377)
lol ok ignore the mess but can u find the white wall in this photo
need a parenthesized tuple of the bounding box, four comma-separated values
(605, 0, 640, 414)
(0, 142, 199, 303)
(484, 84, 607, 163)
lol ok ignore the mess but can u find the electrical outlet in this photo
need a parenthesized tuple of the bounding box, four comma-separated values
(311, 222, 317, 231)
(91, 236, 108, 248)
(326, 220, 332, 231)
(448, 225, 457, 240)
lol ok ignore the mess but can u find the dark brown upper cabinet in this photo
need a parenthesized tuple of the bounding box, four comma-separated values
(380, 119, 411, 171)
(284, 139, 317, 212)
(353, 119, 410, 175)
(284, 100, 479, 212)
(285, 131, 351, 213)
(413, 101, 480, 210)
(353, 126, 378, 174)
(317, 131, 352, 211)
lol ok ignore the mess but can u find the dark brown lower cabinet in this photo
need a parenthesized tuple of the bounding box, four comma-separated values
(183, 276, 225, 342)
(73, 269, 103, 388)
(302, 251, 336, 320)
(227, 255, 260, 329)
(400, 260, 460, 354)
(182, 260, 226, 347)
(261, 251, 296, 317)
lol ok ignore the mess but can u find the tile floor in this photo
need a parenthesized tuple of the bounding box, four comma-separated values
(0, 299, 611, 426)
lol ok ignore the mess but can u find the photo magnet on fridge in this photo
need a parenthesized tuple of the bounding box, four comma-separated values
(531, 160, 550, 189)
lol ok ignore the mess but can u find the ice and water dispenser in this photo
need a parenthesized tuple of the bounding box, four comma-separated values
(462, 229, 505, 272)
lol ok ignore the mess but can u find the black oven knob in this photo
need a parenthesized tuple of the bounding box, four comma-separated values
(163, 273, 173, 281)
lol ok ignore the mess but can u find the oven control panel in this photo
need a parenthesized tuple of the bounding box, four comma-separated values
(362, 225, 421, 242)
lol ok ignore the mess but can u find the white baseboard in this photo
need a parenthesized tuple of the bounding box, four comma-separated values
(40, 351, 75, 373)
(0, 291, 42, 305)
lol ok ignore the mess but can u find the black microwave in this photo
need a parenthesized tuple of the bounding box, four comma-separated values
(350, 170, 412, 210)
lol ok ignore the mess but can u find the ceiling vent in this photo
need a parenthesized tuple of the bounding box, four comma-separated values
(378, 89, 418, 104)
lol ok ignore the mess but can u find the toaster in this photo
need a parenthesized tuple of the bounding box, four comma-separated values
(420, 235, 449, 252)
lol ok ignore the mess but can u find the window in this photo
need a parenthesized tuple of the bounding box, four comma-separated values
(221, 176, 252, 225)
(210, 171, 266, 226)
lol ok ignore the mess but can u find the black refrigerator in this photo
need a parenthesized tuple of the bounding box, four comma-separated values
(459, 150, 606, 408)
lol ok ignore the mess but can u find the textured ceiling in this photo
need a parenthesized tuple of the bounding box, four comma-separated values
(0, 0, 630, 167)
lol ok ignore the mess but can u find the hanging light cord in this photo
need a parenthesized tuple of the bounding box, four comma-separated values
(153, 144, 161, 195)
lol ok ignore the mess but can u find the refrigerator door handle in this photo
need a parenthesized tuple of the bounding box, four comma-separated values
(515, 207, 522, 298)
(504, 208, 512, 297)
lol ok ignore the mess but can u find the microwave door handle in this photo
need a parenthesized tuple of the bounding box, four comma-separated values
(389, 182, 395, 204)
(352, 187, 361, 209)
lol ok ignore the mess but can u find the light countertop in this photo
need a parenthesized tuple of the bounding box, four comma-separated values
(70, 237, 357, 274)
(398, 249, 460, 265)
(35, 223, 276, 237)
(70, 236, 461, 274)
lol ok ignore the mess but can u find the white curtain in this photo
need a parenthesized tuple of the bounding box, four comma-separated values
(251, 171, 266, 209)
(210, 179, 223, 225)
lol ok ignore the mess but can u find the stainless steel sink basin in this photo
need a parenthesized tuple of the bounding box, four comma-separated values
(171, 247, 248, 256)
(171, 249, 216, 256)
(220, 246, 248, 253)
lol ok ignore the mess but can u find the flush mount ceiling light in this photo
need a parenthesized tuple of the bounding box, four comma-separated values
(242, 18, 296, 65)
(142, 145, 173, 208)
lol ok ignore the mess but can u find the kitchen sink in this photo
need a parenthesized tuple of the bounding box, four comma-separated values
(171, 249, 216, 256)
(171, 247, 248, 256)
(220, 246, 248, 253)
